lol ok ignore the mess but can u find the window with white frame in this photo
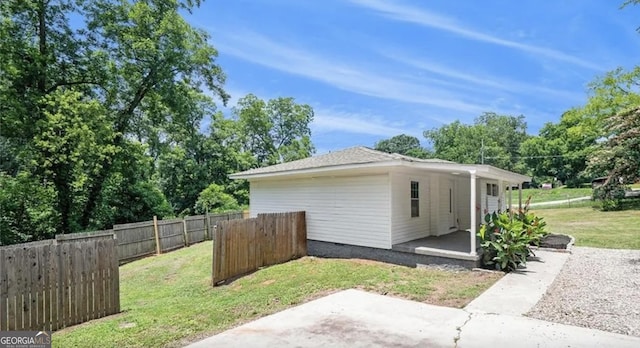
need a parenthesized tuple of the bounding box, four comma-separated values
(410, 181, 419, 217)
(487, 183, 499, 197)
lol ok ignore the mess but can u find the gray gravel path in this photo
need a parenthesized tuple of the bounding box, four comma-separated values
(527, 247, 640, 337)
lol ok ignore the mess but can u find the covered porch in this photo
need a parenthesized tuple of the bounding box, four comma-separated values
(391, 165, 531, 263)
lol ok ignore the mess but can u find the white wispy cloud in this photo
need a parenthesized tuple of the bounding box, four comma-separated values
(211, 28, 493, 116)
(379, 50, 585, 103)
(312, 108, 423, 138)
(349, 0, 602, 71)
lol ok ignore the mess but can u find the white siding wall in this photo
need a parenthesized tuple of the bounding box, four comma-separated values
(389, 170, 430, 244)
(249, 175, 391, 249)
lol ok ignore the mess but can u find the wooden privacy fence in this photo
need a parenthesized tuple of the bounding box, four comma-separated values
(98, 211, 244, 264)
(0, 233, 119, 331)
(212, 211, 307, 284)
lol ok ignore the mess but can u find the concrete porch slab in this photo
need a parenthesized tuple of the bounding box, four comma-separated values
(392, 230, 481, 254)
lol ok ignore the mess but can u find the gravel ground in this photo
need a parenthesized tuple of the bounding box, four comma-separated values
(527, 247, 640, 337)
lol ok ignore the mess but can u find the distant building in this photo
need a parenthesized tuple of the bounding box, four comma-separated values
(591, 176, 608, 188)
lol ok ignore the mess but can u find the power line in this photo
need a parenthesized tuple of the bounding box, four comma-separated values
(485, 154, 581, 159)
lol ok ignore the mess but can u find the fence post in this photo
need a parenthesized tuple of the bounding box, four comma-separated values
(204, 211, 210, 240)
(153, 216, 161, 255)
(183, 218, 189, 247)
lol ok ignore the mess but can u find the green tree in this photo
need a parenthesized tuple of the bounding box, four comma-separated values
(424, 113, 528, 172)
(0, 172, 59, 245)
(374, 134, 432, 158)
(234, 94, 314, 166)
(91, 141, 172, 228)
(32, 90, 116, 233)
(78, 0, 229, 227)
(0, 0, 228, 238)
(523, 67, 640, 188)
(158, 112, 252, 215)
(194, 183, 240, 214)
(521, 108, 601, 187)
(591, 106, 640, 184)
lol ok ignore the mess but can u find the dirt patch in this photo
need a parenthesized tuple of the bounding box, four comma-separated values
(261, 279, 275, 286)
(349, 258, 391, 266)
(119, 322, 137, 329)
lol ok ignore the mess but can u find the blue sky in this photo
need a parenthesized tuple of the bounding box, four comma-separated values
(191, 0, 640, 154)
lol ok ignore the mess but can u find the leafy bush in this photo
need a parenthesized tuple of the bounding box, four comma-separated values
(593, 179, 627, 211)
(194, 183, 241, 214)
(0, 172, 59, 245)
(478, 205, 548, 272)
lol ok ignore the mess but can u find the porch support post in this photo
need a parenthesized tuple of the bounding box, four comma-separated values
(508, 183, 513, 211)
(498, 180, 504, 211)
(469, 170, 477, 256)
(518, 182, 523, 210)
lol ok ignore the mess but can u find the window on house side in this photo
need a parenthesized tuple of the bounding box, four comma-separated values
(487, 183, 499, 197)
(411, 181, 419, 217)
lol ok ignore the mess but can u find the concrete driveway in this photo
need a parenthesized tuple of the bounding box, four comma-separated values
(186, 250, 640, 348)
(186, 289, 640, 348)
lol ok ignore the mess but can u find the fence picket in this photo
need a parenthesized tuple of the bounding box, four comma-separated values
(212, 212, 307, 284)
(0, 235, 120, 332)
(28, 246, 39, 330)
(16, 247, 26, 329)
(1, 211, 245, 330)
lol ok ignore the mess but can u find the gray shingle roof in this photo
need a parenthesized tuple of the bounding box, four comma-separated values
(230, 146, 453, 177)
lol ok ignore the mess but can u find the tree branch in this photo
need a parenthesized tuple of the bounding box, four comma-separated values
(46, 80, 106, 93)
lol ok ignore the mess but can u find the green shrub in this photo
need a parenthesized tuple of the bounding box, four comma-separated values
(478, 206, 548, 272)
(194, 183, 241, 214)
(593, 179, 626, 211)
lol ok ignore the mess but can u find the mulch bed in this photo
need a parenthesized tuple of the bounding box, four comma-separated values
(538, 234, 572, 249)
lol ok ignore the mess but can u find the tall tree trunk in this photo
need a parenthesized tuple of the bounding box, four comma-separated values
(79, 77, 154, 228)
(53, 168, 72, 234)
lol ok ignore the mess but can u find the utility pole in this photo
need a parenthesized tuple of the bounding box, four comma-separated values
(481, 138, 484, 164)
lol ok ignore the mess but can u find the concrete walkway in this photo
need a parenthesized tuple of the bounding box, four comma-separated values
(186, 250, 640, 348)
(465, 250, 569, 316)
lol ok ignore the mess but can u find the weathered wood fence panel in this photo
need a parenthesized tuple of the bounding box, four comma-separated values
(212, 211, 306, 284)
(113, 221, 156, 263)
(185, 215, 207, 244)
(0, 234, 119, 332)
(156, 218, 186, 253)
(208, 212, 243, 228)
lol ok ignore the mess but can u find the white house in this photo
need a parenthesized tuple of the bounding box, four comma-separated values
(230, 147, 530, 266)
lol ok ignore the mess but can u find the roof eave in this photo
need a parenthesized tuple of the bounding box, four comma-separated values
(229, 160, 404, 180)
(230, 161, 531, 183)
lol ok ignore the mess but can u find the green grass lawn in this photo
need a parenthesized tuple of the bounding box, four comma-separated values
(510, 187, 593, 204)
(536, 207, 640, 249)
(52, 242, 501, 348)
